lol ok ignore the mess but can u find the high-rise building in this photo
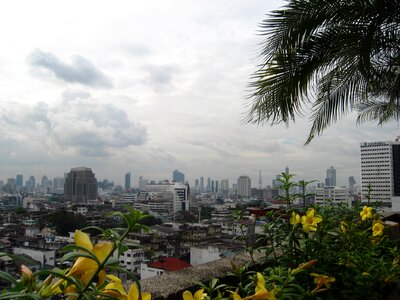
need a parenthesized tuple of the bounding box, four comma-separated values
(221, 179, 229, 192)
(237, 175, 251, 198)
(145, 181, 189, 214)
(172, 170, 185, 183)
(125, 172, 131, 189)
(139, 176, 148, 191)
(16, 174, 23, 188)
(349, 176, 356, 194)
(325, 166, 336, 186)
(53, 177, 65, 194)
(215, 180, 219, 193)
(207, 177, 211, 192)
(28, 176, 36, 193)
(64, 167, 98, 203)
(200, 177, 204, 193)
(5, 178, 16, 194)
(194, 179, 200, 192)
(360, 140, 400, 207)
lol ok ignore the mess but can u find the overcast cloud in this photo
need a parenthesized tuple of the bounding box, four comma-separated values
(29, 49, 113, 88)
(0, 0, 398, 187)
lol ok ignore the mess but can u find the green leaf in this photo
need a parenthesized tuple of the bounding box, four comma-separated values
(0, 271, 17, 285)
(60, 251, 99, 265)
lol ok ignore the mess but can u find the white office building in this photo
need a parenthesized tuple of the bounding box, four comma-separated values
(360, 140, 400, 207)
(237, 175, 251, 198)
(145, 181, 189, 214)
(314, 186, 350, 206)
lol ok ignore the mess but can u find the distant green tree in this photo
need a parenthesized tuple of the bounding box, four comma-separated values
(47, 210, 87, 236)
(15, 207, 27, 214)
(138, 215, 162, 227)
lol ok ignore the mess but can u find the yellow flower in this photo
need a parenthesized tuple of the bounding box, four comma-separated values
(21, 264, 33, 282)
(300, 209, 322, 232)
(103, 277, 151, 300)
(290, 212, 300, 225)
(291, 259, 318, 274)
(182, 289, 207, 300)
(251, 272, 276, 300)
(340, 221, 348, 233)
(128, 282, 151, 300)
(372, 220, 385, 236)
(51, 230, 113, 294)
(102, 275, 127, 299)
(310, 273, 335, 292)
(360, 206, 373, 221)
(231, 292, 243, 300)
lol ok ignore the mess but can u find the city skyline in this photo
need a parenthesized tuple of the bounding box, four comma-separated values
(0, 165, 360, 190)
(0, 1, 398, 188)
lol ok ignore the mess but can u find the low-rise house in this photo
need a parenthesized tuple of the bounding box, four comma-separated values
(140, 257, 191, 280)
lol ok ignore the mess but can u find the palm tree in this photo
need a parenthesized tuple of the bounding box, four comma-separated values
(246, 0, 400, 143)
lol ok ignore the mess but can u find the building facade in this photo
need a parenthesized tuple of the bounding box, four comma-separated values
(64, 167, 98, 203)
(314, 186, 350, 206)
(125, 172, 131, 189)
(237, 175, 251, 198)
(325, 166, 336, 186)
(172, 170, 185, 183)
(360, 140, 400, 207)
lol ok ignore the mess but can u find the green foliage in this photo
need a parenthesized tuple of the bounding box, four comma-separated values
(196, 175, 400, 299)
(47, 209, 87, 235)
(0, 209, 151, 300)
(246, 0, 400, 143)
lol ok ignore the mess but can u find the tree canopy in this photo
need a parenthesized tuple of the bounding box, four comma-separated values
(247, 0, 400, 143)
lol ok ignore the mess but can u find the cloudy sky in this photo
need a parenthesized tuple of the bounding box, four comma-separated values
(0, 0, 397, 188)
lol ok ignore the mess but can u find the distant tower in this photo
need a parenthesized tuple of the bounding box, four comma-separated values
(326, 166, 336, 186)
(200, 177, 204, 192)
(172, 170, 185, 183)
(237, 175, 251, 198)
(349, 176, 356, 194)
(28, 176, 36, 192)
(125, 172, 131, 189)
(259, 170, 262, 189)
(285, 166, 289, 174)
(221, 179, 229, 193)
(64, 167, 98, 203)
(16, 174, 23, 188)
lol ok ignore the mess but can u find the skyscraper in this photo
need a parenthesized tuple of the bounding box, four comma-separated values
(237, 175, 251, 198)
(360, 140, 400, 207)
(64, 167, 98, 203)
(172, 170, 185, 183)
(325, 166, 336, 186)
(221, 179, 229, 192)
(28, 175, 36, 193)
(16, 174, 23, 188)
(200, 177, 204, 193)
(349, 176, 356, 194)
(125, 172, 131, 189)
(53, 177, 65, 194)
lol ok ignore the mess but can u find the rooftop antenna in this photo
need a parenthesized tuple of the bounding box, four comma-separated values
(259, 170, 262, 190)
